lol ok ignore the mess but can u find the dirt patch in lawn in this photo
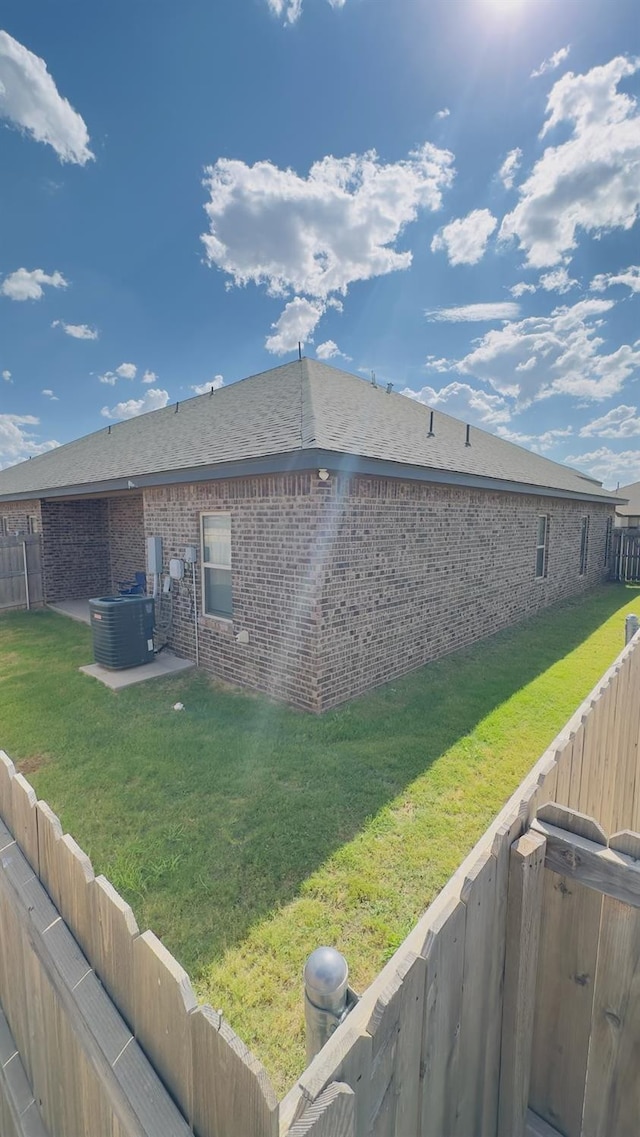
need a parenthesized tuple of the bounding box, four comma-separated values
(16, 754, 51, 776)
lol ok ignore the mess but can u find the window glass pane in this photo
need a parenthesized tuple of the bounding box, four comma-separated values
(204, 567, 232, 617)
(537, 515, 546, 546)
(202, 515, 230, 566)
(536, 547, 545, 578)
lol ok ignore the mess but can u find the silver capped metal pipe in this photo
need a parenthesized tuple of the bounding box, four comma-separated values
(625, 613, 639, 645)
(304, 947, 351, 1063)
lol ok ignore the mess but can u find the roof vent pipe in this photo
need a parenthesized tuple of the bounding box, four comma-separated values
(465, 424, 471, 447)
(175, 401, 179, 413)
(371, 371, 377, 388)
(428, 411, 435, 437)
(386, 382, 393, 394)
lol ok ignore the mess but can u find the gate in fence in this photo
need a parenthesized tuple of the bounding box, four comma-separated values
(0, 535, 43, 610)
(612, 530, 640, 582)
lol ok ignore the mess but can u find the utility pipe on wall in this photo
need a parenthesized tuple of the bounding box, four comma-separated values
(192, 559, 199, 668)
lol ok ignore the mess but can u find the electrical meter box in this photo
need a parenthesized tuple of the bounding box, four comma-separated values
(184, 546, 198, 563)
(146, 536, 163, 574)
(169, 558, 184, 580)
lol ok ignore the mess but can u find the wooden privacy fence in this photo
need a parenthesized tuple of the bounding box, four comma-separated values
(524, 803, 640, 1137)
(0, 535, 43, 611)
(612, 530, 640, 582)
(280, 628, 640, 1137)
(0, 756, 277, 1137)
(0, 629, 639, 1137)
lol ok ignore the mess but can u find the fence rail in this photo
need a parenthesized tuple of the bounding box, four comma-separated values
(0, 535, 43, 610)
(0, 626, 639, 1136)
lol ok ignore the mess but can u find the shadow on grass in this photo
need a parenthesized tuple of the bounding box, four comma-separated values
(0, 583, 635, 978)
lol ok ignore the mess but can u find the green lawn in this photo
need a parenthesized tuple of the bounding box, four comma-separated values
(0, 585, 637, 1093)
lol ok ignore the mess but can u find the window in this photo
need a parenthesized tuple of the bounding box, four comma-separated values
(579, 516, 590, 576)
(27, 515, 39, 534)
(201, 513, 232, 618)
(604, 516, 613, 567)
(535, 515, 549, 578)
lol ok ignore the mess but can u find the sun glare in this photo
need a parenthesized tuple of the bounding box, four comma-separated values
(481, 0, 528, 14)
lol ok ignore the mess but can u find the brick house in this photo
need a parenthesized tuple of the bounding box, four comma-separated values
(0, 359, 623, 711)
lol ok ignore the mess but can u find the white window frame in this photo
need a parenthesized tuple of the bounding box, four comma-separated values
(579, 516, 590, 576)
(535, 514, 549, 579)
(200, 512, 232, 620)
(27, 515, 39, 534)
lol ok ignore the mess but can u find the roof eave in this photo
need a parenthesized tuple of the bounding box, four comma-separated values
(0, 448, 623, 505)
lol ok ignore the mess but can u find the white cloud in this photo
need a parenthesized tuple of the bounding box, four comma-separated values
(0, 31, 92, 164)
(267, 0, 345, 24)
(2, 370, 11, 382)
(590, 265, 640, 294)
(401, 380, 511, 426)
(0, 414, 59, 470)
(500, 56, 640, 267)
(579, 404, 640, 438)
(98, 362, 137, 385)
(1, 267, 67, 301)
(41, 388, 58, 400)
(494, 425, 574, 452)
(538, 267, 578, 293)
(141, 370, 157, 384)
(498, 148, 522, 190)
(190, 375, 225, 395)
(431, 208, 497, 266)
(202, 144, 454, 300)
(436, 107, 450, 120)
(530, 45, 571, 79)
(51, 320, 98, 340)
(455, 297, 640, 404)
(510, 282, 537, 298)
(564, 447, 640, 488)
(315, 340, 352, 362)
(494, 426, 534, 445)
(100, 389, 170, 421)
(265, 297, 325, 354)
(427, 302, 520, 322)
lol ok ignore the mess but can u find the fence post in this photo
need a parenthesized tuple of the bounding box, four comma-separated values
(625, 614, 639, 645)
(22, 540, 30, 610)
(304, 947, 349, 1064)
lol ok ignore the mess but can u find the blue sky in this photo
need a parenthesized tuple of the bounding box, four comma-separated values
(1, 0, 639, 488)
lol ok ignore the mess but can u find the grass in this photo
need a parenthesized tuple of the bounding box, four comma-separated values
(0, 584, 638, 1093)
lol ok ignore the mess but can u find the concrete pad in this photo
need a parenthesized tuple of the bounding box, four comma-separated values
(80, 650, 194, 690)
(48, 600, 91, 625)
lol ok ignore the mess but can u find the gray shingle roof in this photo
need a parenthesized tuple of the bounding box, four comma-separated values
(0, 358, 621, 503)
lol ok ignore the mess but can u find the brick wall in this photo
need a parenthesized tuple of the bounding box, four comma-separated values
(41, 500, 111, 602)
(108, 494, 145, 591)
(0, 500, 42, 535)
(315, 476, 613, 709)
(143, 472, 614, 712)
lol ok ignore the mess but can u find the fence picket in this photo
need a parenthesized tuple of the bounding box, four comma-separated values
(92, 876, 140, 1033)
(287, 1083, 354, 1137)
(9, 775, 39, 875)
(191, 1005, 278, 1137)
(419, 897, 466, 1137)
(0, 753, 16, 836)
(455, 850, 497, 1137)
(132, 930, 197, 1125)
